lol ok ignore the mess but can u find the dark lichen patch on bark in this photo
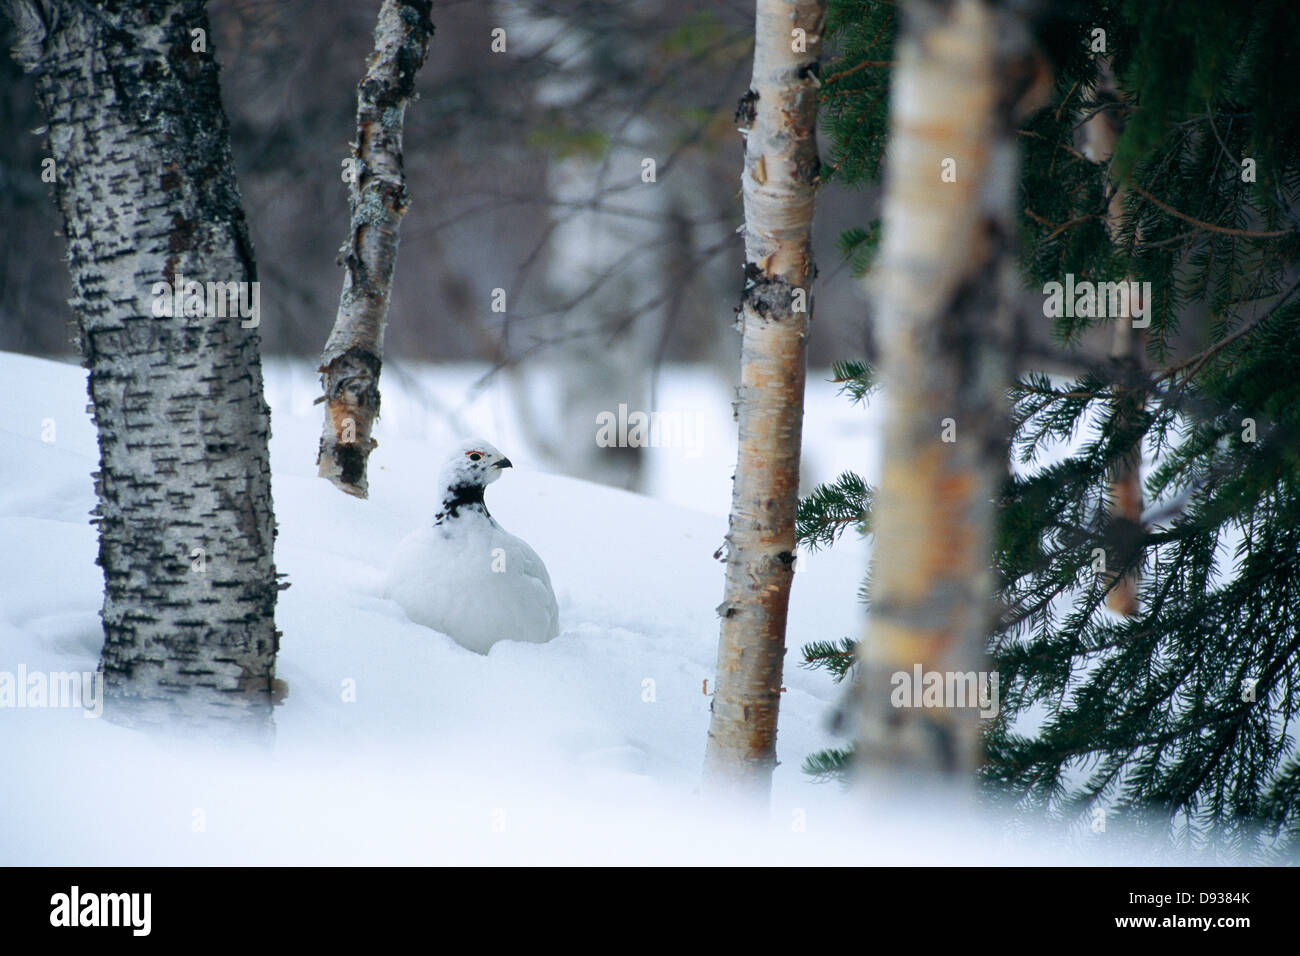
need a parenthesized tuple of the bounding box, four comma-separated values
(335, 442, 370, 491)
(734, 89, 759, 128)
(741, 262, 803, 320)
(795, 150, 822, 186)
(321, 346, 383, 411)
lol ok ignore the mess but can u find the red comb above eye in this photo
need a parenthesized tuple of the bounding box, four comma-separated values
(465, 450, 484, 456)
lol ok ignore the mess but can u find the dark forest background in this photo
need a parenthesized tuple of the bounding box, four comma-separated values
(2, 0, 885, 369)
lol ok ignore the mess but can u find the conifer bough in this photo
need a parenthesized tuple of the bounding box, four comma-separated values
(703, 0, 826, 796)
(317, 0, 434, 497)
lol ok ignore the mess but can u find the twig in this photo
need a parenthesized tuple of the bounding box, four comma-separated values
(1130, 183, 1296, 239)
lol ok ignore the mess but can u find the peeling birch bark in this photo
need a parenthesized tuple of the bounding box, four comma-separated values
(317, 0, 433, 497)
(7, 0, 280, 734)
(851, 0, 1045, 777)
(703, 0, 826, 797)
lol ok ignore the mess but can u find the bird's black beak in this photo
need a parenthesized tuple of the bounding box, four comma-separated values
(496, 457, 513, 469)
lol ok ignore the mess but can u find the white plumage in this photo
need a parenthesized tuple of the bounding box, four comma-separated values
(386, 439, 559, 654)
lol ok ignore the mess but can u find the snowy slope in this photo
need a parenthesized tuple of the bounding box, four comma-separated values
(0, 351, 1137, 864)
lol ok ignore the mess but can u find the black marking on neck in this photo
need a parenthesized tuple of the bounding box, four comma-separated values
(434, 482, 490, 524)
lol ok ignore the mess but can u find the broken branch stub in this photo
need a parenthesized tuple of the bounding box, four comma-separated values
(317, 0, 434, 497)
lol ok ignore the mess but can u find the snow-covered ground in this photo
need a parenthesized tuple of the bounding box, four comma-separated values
(0, 350, 1155, 864)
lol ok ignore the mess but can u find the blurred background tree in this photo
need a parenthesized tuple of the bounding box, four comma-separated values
(2, 0, 879, 492)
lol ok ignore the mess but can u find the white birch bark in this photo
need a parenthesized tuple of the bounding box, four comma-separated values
(7, 0, 281, 734)
(703, 0, 826, 796)
(851, 0, 1044, 776)
(317, 0, 433, 497)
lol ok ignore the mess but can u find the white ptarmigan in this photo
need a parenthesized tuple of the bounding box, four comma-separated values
(386, 440, 559, 654)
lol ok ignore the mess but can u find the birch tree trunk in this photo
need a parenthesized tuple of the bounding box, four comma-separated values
(703, 0, 825, 797)
(316, 0, 433, 498)
(1105, 289, 1145, 617)
(1080, 65, 1144, 617)
(851, 0, 1044, 777)
(7, 0, 280, 734)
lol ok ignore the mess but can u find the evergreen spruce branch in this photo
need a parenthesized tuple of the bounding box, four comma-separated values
(818, 0, 894, 186)
(795, 472, 873, 551)
(990, 2, 1300, 846)
(833, 222, 882, 277)
(802, 747, 853, 780)
(1260, 753, 1300, 848)
(1014, 697, 1253, 804)
(822, 58, 892, 85)
(800, 637, 859, 682)
(830, 358, 878, 404)
(1009, 338, 1300, 482)
(1154, 276, 1300, 385)
(1022, 207, 1104, 242)
(997, 507, 1300, 835)
(1129, 182, 1298, 240)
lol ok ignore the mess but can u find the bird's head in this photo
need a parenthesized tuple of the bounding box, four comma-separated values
(438, 438, 513, 493)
